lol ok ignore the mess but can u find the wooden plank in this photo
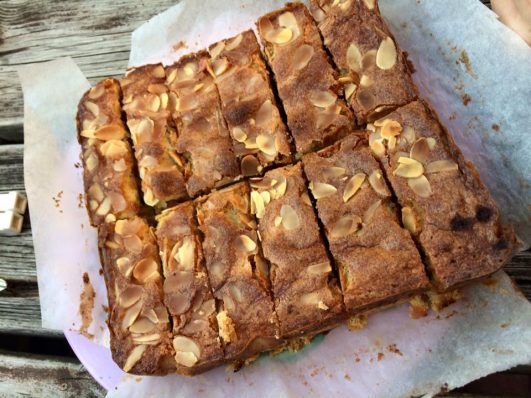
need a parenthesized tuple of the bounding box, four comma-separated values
(0, 144, 24, 192)
(0, 350, 105, 397)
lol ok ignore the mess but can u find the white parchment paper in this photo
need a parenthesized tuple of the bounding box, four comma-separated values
(17, 0, 531, 397)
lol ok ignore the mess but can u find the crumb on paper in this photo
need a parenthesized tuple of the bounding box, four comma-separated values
(79, 272, 95, 339)
(449, 112, 457, 121)
(377, 352, 384, 361)
(135, 377, 142, 383)
(482, 276, 498, 289)
(500, 323, 509, 328)
(172, 40, 187, 52)
(428, 289, 463, 312)
(408, 294, 429, 319)
(491, 123, 500, 132)
(462, 93, 471, 106)
(53, 190, 64, 213)
(400, 21, 408, 29)
(344, 373, 351, 381)
(387, 344, 403, 356)
(78, 193, 84, 208)
(74, 162, 81, 168)
(347, 313, 368, 331)
(458, 50, 478, 79)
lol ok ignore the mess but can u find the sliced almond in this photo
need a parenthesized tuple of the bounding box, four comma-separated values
(129, 317, 157, 334)
(210, 42, 225, 59)
(119, 285, 143, 308)
(160, 92, 169, 109)
(105, 213, 116, 223)
(255, 100, 273, 127)
(369, 138, 386, 157)
(85, 101, 100, 117)
(225, 33, 243, 51)
(309, 90, 337, 108)
(250, 191, 265, 219)
(108, 192, 127, 213)
(88, 85, 105, 100)
(402, 126, 416, 143)
(427, 137, 437, 150)
(174, 238, 195, 270)
(345, 83, 357, 100)
(152, 65, 166, 78)
(112, 158, 127, 173)
(408, 175, 432, 198)
(394, 157, 424, 178)
(123, 234, 143, 254)
(175, 351, 199, 367)
(256, 134, 277, 156)
(381, 119, 402, 138)
(301, 292, 320, 306)
(347, 43, 362, 73)
(401, 207, 417, 234)
(280, 204, 300, 230)
(307, 262, 331, 274)
(363, 199, 381, 224)
(96, 197, 111, 216)
(260, 190, 271, 205)
(361, 49, 377, 70)
(363, 0, 375, 9)
(330, 215, 361, 238)
(143, 188, 159, 207)
(278, 11, 299, 36)
(343, 173, 366, 202)
(360, 74, 373, 87)
(376, 37, 397, 70)
(100, 140, 128, 158)
(238, 234, 257, 252)
(265, 27, 293, 44)
(173, 335, 201, 360)
(309, 181, 337, 199)
(293, 44, 314, 70)
(88, 183, 104, 202)
(212, 57, 229, 76)
(123, 345, 146, 372)
(122, 300, 143, 330)
(116, 257, 133, 277)
(241, 155, 261, 177)
(410, 138, 431, 164)
(133, 258, 159, 283)
(85, 152, 99, 171)
(132, 333, 160, 344)
(322, 166, 346, 179)
(368, 170, 389, 197)
(358, 89, 375, 109)
(232, 127, 247, 143)
(274, 215, 282, 227)
(426, 160, 458, 174)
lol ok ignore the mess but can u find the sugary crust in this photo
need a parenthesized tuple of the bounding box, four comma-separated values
(303, 135, 429, 311)
(250, 163, 344, 338)
(155, 203, 225, 375)
(368, 100, 515, 291)
(76, 78, 141, 226)
(208, 30, 292, 175)
(310, 0, 417, 123)
(98, 217, 175, 375)
(257, 2, 354, 153)
(121, 64, 188, 207)
(166, 52, 240, 197)
(196, 182, 280, 360)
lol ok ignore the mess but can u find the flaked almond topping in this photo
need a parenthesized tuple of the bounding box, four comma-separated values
(381, 119, 402, 138)
(376, 37, 397, 70)
(241, 155, 261, 176)
(101, 140, 128, 158)
(85, 101, 100, 117)
(278, 11, 299, 36)
(410, 138, 431, 164)
(105, 215, 116, 226)
(160, 92, 169, 109)
(148, 95, 161, 112)
(133, 258, 159, 283)
(143, 188, 159, 207)
(309, 90, 337, 108)
(265, 27, 293, 44)
(96, 197, 112, 216)
(123, 345, 146, 372)
(300, 192, 312, 206)
(210, 42, 225, 59)
(109, 192, 127, 212)
(232, 127, 247, 142)
(129, 317, 157, 334)
(81, 125, 126, 141)
(343, 173, 366, 202)
(280, 204, 300, 230)
(117, 257, 133, 277)
(113, 158, 127, 172)
(260, 190, 271, 205)
(408, 175, 432, 198)
(132, 333, 160, 344)
(152, 65, 166, 78)
(313, 7, 326, 22)
(173, 336, 201, 365)
(301, 292, 320, 306)
(368, 170, 389, 197)
(401, 207, 417, 233)
(331, 215, 362, 238)
(121, 302, 142, 330)
(119, 286, 143, 308)
(88, 85, 105, 100)
(307, 262, 331, 274)
(427, 137, 437, 150)
(272, 175, 287, 199)
(174, 238, 195, 270)
(363, 0, 376, 9)
(402, 126, 416, 143)
(129, 118, 154, 143)
(394, 157, 424, 178)
(88, 183, 104, 202)
(89, 200, 98, 211)
(323, 166, 346, 178)
(225, 33, 243, 51)
(85, 152, 98, 171)
(183, 62, 197, 77)
(256, 133, 277, 156)
(123, 234, 143, 254)
(147, 83, 168, 94)
(255, 100, 273, 127)
(358, 89, 375, 109)
(175, 351, 199, 367)
(238, 234, 257, 252)
(318, 301, 329, 310)
(176, 94, 199, 112)
(361, 49, 377, 70)
(212, 57, 229, 76)
(347, 43, 362, 73)
(250, 191, 265, 218)
(426, 160, 458, 174)
(274, 215, 282, 227)
(360, 75, 373, 87)
(345, 83, 357, 100)
(310, 181, 337, 199)
(363, 199, 381, 224)
(115, 218, 141, 235)
(166, 68, 178, 84)
(293, 44, 314, 70)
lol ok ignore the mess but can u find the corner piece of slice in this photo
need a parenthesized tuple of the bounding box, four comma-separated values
(98, 217, 175, 375)
(309, 0, 417, 124)
(367, 100, 515, 291)
(165, 52, 240, 197)
(208, 30, 292, 176)
(257, 2, 354, 154)
(250, 163, 344, 338)
(77, 78, 140, 226)
(121, 64, 188, 208)
(155, 203, 224, 375)
(303, 134, 429, 312)
(196, 182, 280, 361)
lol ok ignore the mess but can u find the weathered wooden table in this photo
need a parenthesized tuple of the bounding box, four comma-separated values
(0, 0, 529, 396)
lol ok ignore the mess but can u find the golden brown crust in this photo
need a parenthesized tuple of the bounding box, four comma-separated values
(257, 2, 354, 153)
(196, 182, 281, 360)
(367, 100, 515, 291)
(155, 203, 225, 375)
(208, 30, 292, 176)
(250, 163, 345, 338)
(166, 52, 240, 197)
(303, 134, 429, 311)
(98, 217, 175, 375)
(121, 64, 188, 207)
(76, 78, 141, 226)
(309, 0, 417, 123)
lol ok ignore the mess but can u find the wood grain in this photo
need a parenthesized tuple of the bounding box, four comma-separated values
(0, 350, 105, 397)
